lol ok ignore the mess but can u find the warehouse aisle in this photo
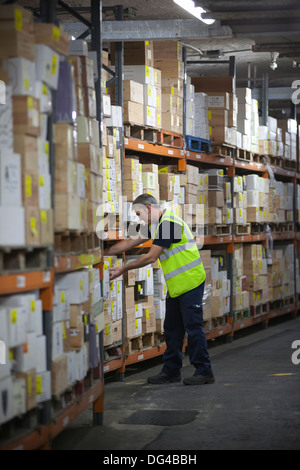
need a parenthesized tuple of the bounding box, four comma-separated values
(52, 316, 300, 451)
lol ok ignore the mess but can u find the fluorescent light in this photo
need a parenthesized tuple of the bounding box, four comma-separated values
(173, 0, 215, 25)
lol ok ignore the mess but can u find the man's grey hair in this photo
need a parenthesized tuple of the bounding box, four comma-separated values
(132, 193, 159, 208)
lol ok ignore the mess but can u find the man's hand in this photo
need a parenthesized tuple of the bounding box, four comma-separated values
(109, 266, 125, 281)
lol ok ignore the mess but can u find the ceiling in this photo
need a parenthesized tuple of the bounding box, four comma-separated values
(15, 0, 300, 115)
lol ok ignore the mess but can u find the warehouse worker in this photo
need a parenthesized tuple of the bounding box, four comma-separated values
(106, 194, 214, 385)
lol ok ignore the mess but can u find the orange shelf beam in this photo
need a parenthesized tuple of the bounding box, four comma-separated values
(124, 137, 184, 159)
(186, 150, 234, 167)
(0, 270, 53, 296)
(54, 249, 102, 273)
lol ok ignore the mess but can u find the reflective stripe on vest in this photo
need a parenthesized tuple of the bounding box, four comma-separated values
(164, 257, 203, 281)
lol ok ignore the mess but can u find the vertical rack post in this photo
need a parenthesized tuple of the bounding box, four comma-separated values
(39, 0, 57, 426)
(90, 0, 104, 425)
(114, 4, 126, 382)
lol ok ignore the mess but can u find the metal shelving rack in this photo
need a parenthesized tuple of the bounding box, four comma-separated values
(0, 0, 105, 450)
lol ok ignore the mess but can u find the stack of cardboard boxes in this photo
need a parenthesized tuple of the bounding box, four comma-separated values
(103, 256, 123, 347)
(0, 5, 58, 246)
(232, 244, 249, 313)
(270, 181, 294, 224)
(191, 76, 237, 146)
(244, 244, 268, 313)
(154, 41, 183, 134)
(211, 254, 231, 321)
(0, 292, 48, 425)
(268, 245, 295, 303)
(102, 101, 123, 238)
(278, 118, 297, 164)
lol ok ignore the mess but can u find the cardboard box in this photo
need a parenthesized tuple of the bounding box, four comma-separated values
(34, 23, 70, 56)
(111, 41, 154, 67)
(0, 5, 34, 33)
(208, 190, 224, 208)
(0, 151, 22, 207)
(12, 96, 40, 137)
(25, 205, 40, 246)
(142, 306, 156, 333)
(123, 80, 144, 104)
(111, 319, 122, 343)
(51, 355, 68, 395)
(191, 76, 234, 93)
(13, 135, 39, 173)
(5, 57, 36, 96)
(35, 44, 60, 90)
(153, 41, 182, 61)
(16, 369, 36, 411)
(0, 30, 35, 62)
(55, 193, 81, 231)
(124, 101, 144, 125)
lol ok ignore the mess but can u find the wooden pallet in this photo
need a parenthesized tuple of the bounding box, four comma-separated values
(250, 302, 269, 317)
(125, 332, 155, 355)
(233, 308, 251, 322)
(186, 135, 211, 153)
(250, 223, 266, 234)
(234, 224, 251, 235)
(269, 222, 294, 233)
(268, 155, 283, 168)
(124, 122, 158, 143)
(207, 224, 232, 236)
(54, 231, 100, 254)
(157, 130, 184, 148)
(0, 245, 52, 274)
(211, 142, 236, 158)
(252, 153, 267, 164)
(283, 159, 297, 170)
(236, 147, 252, 162)
(0, 408, 39, 443)
(211, 315, 229, 329)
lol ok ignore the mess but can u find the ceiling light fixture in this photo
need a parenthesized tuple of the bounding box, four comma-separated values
(173, 0, 215, 25)
(270, 51, 279, 71)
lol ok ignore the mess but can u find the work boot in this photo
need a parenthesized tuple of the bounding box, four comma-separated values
(147, 372, 181, 384)
(183, 374, 215, 385)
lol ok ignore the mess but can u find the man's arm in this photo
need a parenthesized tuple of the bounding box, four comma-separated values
(109, 244, 163, 280)
(103, 234, 148, 256)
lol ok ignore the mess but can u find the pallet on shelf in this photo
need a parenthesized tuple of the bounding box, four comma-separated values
(0, 245, 52, 274)
(250, 223, 266, 235)
(268, 155, 283, 168)
(186, 135, 212, 154)
(236, 147, 252, 162)
(283, 159, 297, 171)
(234, 224, 251, 235)
(211, 142, 236, 159)
(124, 122, 158, 144)
(232, 308, 251, 323)
(157, 129, 184, 148)
(250, 302, 269, 317)
(211, 314, 229, 329)
(125, 332, 156, 355)
(54, 230, 100, 254)
(207, 224, 232, 236)
(269, 222, 294, 233)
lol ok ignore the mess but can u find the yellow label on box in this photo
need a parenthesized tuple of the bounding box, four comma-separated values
(145, 40, 149, 45)
(146, 309, 149, 321)
(171, 86, 174, 95)
(15, 8, 22, 31)
(147, 106, 151, 117)
(135, 319, 139, 329)
(106, 324, 110, 336)
(61, 292, 65, 303)
(31, 300, 35, 312)
(36, 376, 42, 395)
(80, 280, 83, 291)
(30, 217, 38, 237)
(62, 322, 66, 339)
(138, 284, 141, 292)
(24, 78, 29, 91)
(11, 309, 17, 324)
(208, 110, 212, 120)
(51, 55, 57, 75)
(39, 175, 44, 187)
(53, 26, 60, 41)
(157, 114, 161, 126)
(27, 97, 33, 110)
(146, 66, 150, 77)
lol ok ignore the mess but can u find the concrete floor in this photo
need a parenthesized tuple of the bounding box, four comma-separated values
(52, 315, 300, 451)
